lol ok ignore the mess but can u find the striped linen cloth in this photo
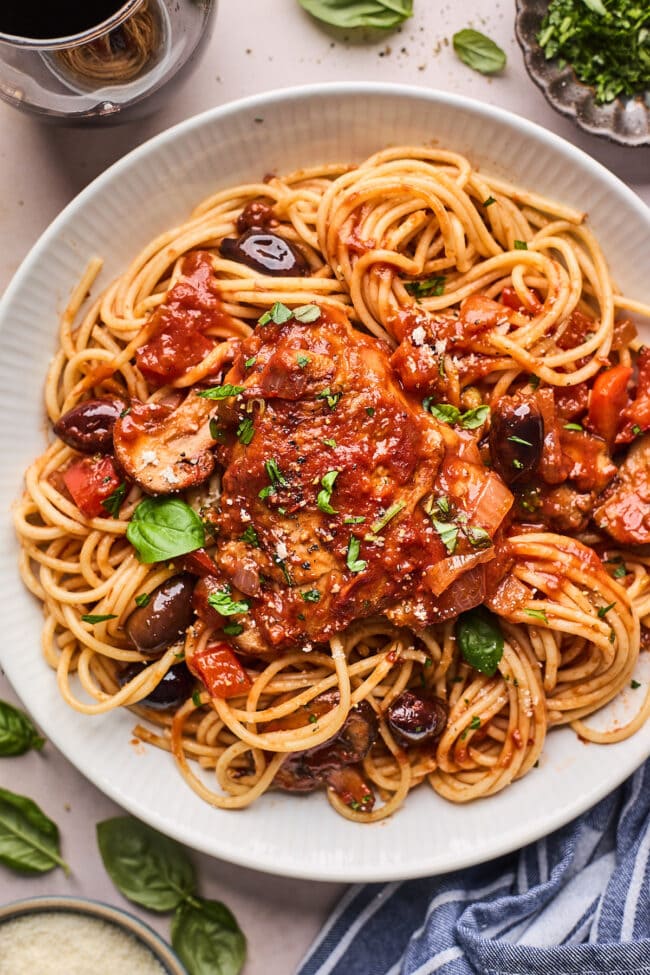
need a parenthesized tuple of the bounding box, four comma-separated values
(297, 761, 650, 975)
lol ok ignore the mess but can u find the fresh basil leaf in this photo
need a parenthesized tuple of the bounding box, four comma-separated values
(0, 787, 68, 874)
(223, 623, 244, 636)
(241, 525, 259, 547)
(460, 405, 490, 429)
(370, 500, 405, 535)
(101, 481, 127, 518)
(0, 702, 44, 757)
(97, 816, 196, 912)
(298, 0, 412, 30)
(293, 304, 321, 323)
(236, 418, 255, 445)
(405, 276, 446, 298)
(208, 591, 250, 616)
(457, 608, 504, 677)
(453, 29, 507, 75)
(317, 470, 339, 515)
(427, 403, 461, 425)
(197, 384, 245, 400)
(258, 302, 293, 326)
(346, 535, 367, 574)
(431, 518, 458, 555)
(127, 498, 205, 564)
(172, 897, 246, 975)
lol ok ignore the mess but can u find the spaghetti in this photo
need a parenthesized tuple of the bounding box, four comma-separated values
(15, 146, 650, 821)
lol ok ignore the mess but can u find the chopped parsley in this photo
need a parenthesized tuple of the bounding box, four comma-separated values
(192, 690, 202, 707)
(134, 592, 151, 608)
(631, 679, 641, 690)
(405, 275, 446, 298)
(198, 384, 245, 399)
(483, 196, 496, 207)
(508, 435, 533, 447)
(244, 356, 257, 369)
(346, 536, 367, 574)
(81, 613, 117, 624)
(317, 387, 342, 410)
(301, 589, 321, 603)
(564, 422, 583, 432)
(525, 608, 548, 623)
(241, 525, 259, 547)
(466, 525, 491, 549)
(514, 240, 528, 250)
(322, 438, 337, 448)
(469, 716, 481, 730)
(512, 459, 524, 470)
(632, 424, 642, 436)
(344, 515, 366, 525)
(296, 353, 311, 368)
(365, 407, 375, 417)
(308, 713, 318, 724)
(597, 601, 616, 619)
(538, 0, 650, 104)
(613, 564, 628, 579)
(317, 469, 339, 515)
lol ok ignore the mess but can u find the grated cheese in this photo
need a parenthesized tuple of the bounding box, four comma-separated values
(0, 912, 166, 975)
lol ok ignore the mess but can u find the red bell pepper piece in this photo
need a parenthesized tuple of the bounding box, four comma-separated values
(62, 455, 122, 518)
(192, 643, 251, 699)
(587, 365, 632, 446)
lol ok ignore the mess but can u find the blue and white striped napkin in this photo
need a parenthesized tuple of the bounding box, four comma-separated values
(297, 761, 650, 975)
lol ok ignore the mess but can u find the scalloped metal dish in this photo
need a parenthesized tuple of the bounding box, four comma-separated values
(515, 0, 650, 147)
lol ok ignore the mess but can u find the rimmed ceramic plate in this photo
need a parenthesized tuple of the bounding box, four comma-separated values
(1, 84, 649, 882)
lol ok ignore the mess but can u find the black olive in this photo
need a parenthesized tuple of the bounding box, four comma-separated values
(387, 689, 448, 744)
(119, 662, 194, 711)
(53, 398, 126, 453)
(219, 229, 309, 277)
(125, 574, 194, 656)
(489, 396, 544, 484)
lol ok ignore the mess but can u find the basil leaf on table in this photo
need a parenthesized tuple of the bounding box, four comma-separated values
(172, 897, 246, 975)
(126, 497, 205, 564)
(0, 700, 45, 756)
(0, 787, 68, 874)
(97, 817, 196, 912)
(457, 607, 504, 677)
(298, 0, 413, 30)
(453, 29, 507, 75)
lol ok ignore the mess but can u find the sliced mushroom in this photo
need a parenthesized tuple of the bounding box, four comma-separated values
(113, 393, 217, 495)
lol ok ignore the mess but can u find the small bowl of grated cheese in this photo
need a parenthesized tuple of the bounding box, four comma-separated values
(0, 896, 187, 975)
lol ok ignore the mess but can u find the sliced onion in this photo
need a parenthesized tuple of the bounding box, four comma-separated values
(425, 547, 494, 597)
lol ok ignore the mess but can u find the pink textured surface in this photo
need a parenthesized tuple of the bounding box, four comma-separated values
(0, 3, 648, 974)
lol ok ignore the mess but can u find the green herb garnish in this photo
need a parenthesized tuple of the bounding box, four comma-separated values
(301, 590, 321, 603)
(452, 28, 507, 74)
(258, 301, 293, 326)
(346, 536, 367, 574)
(457, 608, 504, 677)
(81, 613, 117, 624)
(197, 384, 245, 400)
(207, 590, 250, 616)
(405, 276, 446, 298)
(370, 501, 405, 535)
(525, 608, 548, 623)
(101, 482, 126, 518)
(514, 240, 528, 251)
(237, 418, 255, 445)
(317, 470, 339, 515)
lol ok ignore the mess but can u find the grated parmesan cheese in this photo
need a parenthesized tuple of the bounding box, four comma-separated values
(140, 450, 158, 467)
(411, 325, 426, 346)
(0, 912, 166, 975)
(161, 467, 180, 485)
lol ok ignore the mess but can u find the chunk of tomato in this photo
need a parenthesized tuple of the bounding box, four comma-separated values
(62, 455, 122, 518)
(191, 643, 251, 699)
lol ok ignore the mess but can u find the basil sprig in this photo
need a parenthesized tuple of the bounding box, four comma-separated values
(98, 817, 246, 975)
(127, 498, 205, 564)
(457, 608, 504, 677)
(173, 899, 246, 975)
(0, 787, 68, 874)
(453, 29, 507, 75)
(97, 817, 195, 912)
(0, 701, 44, 756)
(299, 0, 413, 29)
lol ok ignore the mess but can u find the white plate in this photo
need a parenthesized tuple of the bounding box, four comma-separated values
(1, 84, 649, 883)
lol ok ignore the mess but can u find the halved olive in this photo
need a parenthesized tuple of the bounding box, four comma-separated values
(220, 229, 309, 277)
(125, 574, 194, 656)
(119, 662, 194, 711)
(387, 689, 448, 744)
(54, 398, 125, 454)
(489, 396, 544, 484)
